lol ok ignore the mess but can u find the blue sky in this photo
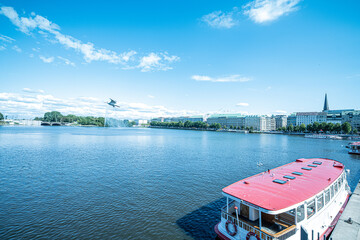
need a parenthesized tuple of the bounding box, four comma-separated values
(0, 0, 359, 119)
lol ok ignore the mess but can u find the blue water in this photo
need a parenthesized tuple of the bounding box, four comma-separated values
(0, 127, 359, 239)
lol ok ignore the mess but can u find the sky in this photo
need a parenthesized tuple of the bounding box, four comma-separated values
(0, 0, 359, 119)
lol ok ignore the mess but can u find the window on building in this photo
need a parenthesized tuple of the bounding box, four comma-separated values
(307, 200, 316, 219)
(297, 204, 305, 223)
(317, 194, 324, 211)
(325, 189, 330, 205)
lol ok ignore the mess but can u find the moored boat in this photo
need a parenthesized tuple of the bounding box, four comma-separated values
(348, 142, 360, 155)
(215, 158, 351, 240)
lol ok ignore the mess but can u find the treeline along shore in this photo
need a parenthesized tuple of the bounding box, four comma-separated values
(150, 120, 358, 135)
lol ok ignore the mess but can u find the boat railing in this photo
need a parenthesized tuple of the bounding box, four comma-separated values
(221, 210, 296, 240)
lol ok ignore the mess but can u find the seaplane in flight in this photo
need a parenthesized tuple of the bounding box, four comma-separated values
(107, 98, 120, 108)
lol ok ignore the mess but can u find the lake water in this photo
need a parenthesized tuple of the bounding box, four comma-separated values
(1, 126, 359, 239)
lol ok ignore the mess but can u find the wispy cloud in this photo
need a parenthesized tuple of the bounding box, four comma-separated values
(39, 55, 54, 63)
(0, 6, 179, 71)
(0, 34, 15, 42)
(12, 45, 21, 52)
(202, 9, 237, 29)
(0, 91, 201, 120)
(244, 0, 301, 23)
(22, 88, 45, 93)
(236, 102, 249, 107)
(275, 110, 287, 114)
(138, 52, 179, 72)
(147, 95, 155, 99)
(192, 74, 252, 82)
(58, 56, 75, 67)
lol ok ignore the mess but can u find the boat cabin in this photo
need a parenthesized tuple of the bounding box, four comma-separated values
(349, 142, 360, 155)
(216, 158, 350, 240)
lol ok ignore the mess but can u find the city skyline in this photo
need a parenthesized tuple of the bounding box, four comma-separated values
(1, 0, 360, 119)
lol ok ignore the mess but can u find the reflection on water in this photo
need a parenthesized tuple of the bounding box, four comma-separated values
(0, 126, 359, 239)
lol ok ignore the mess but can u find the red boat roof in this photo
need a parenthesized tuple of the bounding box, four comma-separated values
(223, 158, 344, 212)
(350, 142, 360, 146)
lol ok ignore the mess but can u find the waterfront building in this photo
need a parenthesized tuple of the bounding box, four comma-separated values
(296, 112, 327, 126)
(325, 109, 354, 124)
(287, 114, 297, 126)
(265, 116, 276, 131)
(274, 115, 287, 129)
(244, 115, 271, 131)
(135, 119, 148, 125)
(207, 114, 245, 128)
(342, 110, 360, 131)
(151, 117, 165, 122)
(163, 115, 204, 123)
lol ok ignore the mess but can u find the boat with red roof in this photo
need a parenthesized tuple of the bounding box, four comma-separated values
(214, 158, 351, 240)
(348, 142, 360, 155)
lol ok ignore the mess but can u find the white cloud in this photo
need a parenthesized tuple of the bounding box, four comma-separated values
(244, 0, 300, 23)
(39, 55, 54, 63)
(192, 74, 252, 82)
(202, 9, 237, 29)
(236, 102, 249, 107)
(0, 91, 201, 120)
(275, 110, 287, 114)
(22, 88, 45, 93)
(138, 52, 179, 72)
(0, 34, 15, 42)
(12, 45, 21, 52)
(0, 6, 179, 71)
(147, 95, 155, 99)
(58, 56, 75, 67)
(0, 45, 5, 51)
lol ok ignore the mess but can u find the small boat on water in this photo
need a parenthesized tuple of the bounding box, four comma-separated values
(304, 134, 343, 140)
(348, 142, 360, 155)
(215, 158, 350, 240)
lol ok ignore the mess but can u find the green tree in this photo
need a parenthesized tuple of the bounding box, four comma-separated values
(44, 111, 63, 122)
(313, 122, 320, 133)
(341, 122, 352, 134)
(287, 124, 294, 132)
(353, 128, 358, 134)
(299, 123, 306, 132)
(334, 123, 341, 133)
(320, 122, 327, 132)
(325, 122, 334, 133)
(0, 112, 4, 120)
(306, 123, 313, 132)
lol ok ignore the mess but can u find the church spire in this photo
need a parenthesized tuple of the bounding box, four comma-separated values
(323, 93, 329, 111)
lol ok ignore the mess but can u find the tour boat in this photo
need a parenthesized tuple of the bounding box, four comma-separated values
(348, 142, 360, 155)
(215, 158, 351, 240)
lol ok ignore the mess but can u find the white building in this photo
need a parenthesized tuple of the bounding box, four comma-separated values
(274, 115, 287, 129)
(206, 114, 245, 128)
(296, 112, 327, 126)
(134, 119, 148, 125)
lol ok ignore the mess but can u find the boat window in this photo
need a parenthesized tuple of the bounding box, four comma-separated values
(292, 171, 303, 176)
(273, 179, 287, 184)
(334, 181, 338, 193)
(283, 175, 296, 180)
(330, 185, 334, 198)
(307, 200, 316, 219)
(308, 164, 317, 167)
(325, 189, 330, 204)
(317, 194, 324, 211)
(301, 167, 312, 171)
(313, 161, 322, 165)
(297, 204, 305, 223)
